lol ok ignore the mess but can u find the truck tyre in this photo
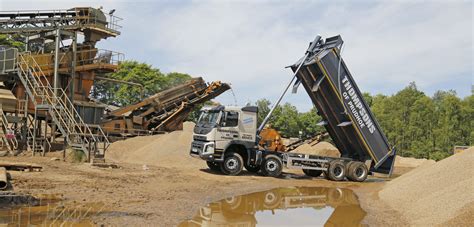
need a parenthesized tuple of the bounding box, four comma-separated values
(327, 160, 346, 181)
(347, 161, 368, 182)
(206, 161, 221, 172)
(303, 169, 323, 177)
(220, 152, 243, 176)
(261, 155, 283, 177)
(244, 163, 260, 173)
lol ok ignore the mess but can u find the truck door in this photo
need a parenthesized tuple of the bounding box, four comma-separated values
(217, 111, 240, 141)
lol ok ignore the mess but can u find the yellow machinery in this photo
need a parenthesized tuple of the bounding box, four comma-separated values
(258, 127, 286, 151)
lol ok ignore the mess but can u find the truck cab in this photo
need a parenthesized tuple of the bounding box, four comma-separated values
(190, 105, 261, 174)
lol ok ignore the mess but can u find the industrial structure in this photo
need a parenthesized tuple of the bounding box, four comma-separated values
(101, 78, 230, 136)
(0, 7, 122, 162)
(0, 7, 229, 162)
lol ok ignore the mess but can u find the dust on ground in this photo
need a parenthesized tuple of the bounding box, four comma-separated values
(2, 122, 471, 226)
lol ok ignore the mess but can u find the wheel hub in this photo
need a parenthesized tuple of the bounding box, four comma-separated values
(355, 167, 365, 178)
(334, 166, 343, 178)
(226, 159, 237, 170)
(266, 161, 277, 171)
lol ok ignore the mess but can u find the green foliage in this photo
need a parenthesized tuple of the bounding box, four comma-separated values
(70, 149, 86, 163)
(0, 34, 25, 50)
(254, 99, 322, 138)
(255, 99, 271, 126)
(92, 61, 192, 106)
(298, 107, 323, 137)
(271, 103, 300, 138)
(255, 82, 472, 161)
(370, 84, 472, 161)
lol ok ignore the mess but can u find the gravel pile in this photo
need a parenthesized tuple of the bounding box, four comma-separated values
(394, 155, 435, 168)
(290, 141, 340, 157)
(380, 147, 474, 226)
(107, 122, 203, 169)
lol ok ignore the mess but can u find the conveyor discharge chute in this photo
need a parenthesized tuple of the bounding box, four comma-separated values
(101, 77, 230, 135)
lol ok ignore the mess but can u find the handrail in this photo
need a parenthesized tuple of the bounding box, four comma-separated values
(16, 99, 51, 153)
(0, 7, 122, 33)
(18, 55, 92, 148)
(29, 49, 124, 71)
(16, 52, 109, 157)
(0, 105, 18, 151)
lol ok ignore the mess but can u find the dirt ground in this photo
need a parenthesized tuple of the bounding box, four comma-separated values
(3, 153, 406, 226)
(2, 123, 471, 226)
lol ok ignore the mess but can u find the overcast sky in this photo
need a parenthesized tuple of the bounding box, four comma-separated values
(2, 0, 472, 111)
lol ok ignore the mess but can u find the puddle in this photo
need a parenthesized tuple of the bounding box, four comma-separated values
(179, 187, 367, 227)
(0, 193, 106, 226)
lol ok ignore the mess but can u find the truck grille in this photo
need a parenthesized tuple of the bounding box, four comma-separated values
(193, 135, 208, 142)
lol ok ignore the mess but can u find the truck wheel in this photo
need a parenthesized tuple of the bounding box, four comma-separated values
(220, 152, 243, 176)
(244, 163, 260, 173)
(347, 161, 368, 182)
(206, 161, 221, 172)
(263, 191, 281, 209)
(327, 160, 346, 181)
(261, 155, 283, 177)
(303, 169, 322, 177)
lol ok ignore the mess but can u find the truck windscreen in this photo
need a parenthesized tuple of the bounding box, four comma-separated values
(196, 111, 220, 128)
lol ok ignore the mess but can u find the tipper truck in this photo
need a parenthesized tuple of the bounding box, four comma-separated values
(190, 35, 396, 182)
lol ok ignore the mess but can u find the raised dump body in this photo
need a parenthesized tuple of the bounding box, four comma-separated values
(290, 35, 395, 174)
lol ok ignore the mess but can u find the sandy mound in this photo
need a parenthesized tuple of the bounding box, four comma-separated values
(290, 141, 340, 157)
(380, 147, 474, 226)
(394, 155, 435, 168)
(107, 122, 204, 169)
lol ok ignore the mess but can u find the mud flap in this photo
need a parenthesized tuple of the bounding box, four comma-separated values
(370, 148, 396, 176)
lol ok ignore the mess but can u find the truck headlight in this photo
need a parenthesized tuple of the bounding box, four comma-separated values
(205, 143, 214, 154)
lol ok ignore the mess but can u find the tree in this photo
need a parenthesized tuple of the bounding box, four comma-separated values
(0, 34, 25, 50)
(407, 96, 435, 158)
(91, 61, 192, 106)
(388, 82, 425, 156)
(271, 103, 300, 137)
(432, 91, 463, 159)
(371, 94, 399, 153)
(371, 87, 471, 161)
(255, 99, 271, 126)
(362, 92, 373, 107)
(298, 107, 323, 138)
(459, 94, 473, 146)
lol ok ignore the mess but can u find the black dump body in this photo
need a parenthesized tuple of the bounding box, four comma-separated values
(290, 35, 395, 174)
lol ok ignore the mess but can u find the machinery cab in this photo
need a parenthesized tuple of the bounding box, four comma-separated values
(190, 105, 258, 162)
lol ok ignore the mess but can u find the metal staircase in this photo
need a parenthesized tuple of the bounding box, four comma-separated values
(16, 52, 109, 162)
(0, 105, 18, 154)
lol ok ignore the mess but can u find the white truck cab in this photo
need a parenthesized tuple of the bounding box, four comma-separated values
(190, 105, 260, 173)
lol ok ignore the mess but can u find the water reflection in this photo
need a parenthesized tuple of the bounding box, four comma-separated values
(179, 187, 366, 227)
(0, 193, 103, 226)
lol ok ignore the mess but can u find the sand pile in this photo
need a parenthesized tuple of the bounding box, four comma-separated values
(290, 141, 340, 157)
(380, 147, 474, 226)
(394, 155, 435, 168)
(107, 122, 204, 169)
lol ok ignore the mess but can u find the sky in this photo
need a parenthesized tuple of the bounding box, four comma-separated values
(1, 0, 472, 111)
